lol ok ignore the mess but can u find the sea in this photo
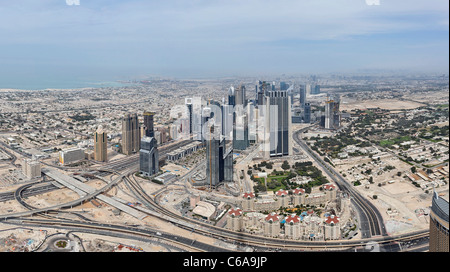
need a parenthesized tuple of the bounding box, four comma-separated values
(0, 79, 137, 91)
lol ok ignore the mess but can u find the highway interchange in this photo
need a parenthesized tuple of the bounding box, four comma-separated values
(0, 129, 430, 252)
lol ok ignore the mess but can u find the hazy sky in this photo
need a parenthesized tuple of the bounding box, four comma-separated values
(0, 0, 448, 86)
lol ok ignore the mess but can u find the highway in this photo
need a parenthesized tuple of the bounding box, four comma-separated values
(293, 126, 387, 238)
(2, 159, 425, 252)
(0, 166, 135, 220)
(1, 217, 229, 252)
(0, 136, 429, 252)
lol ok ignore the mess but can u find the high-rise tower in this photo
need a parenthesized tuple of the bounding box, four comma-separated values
(139, 136, 159, 177)
(324, 95, 340, 130)
(122, 113, 140, 155)
(263, 88, 292, 158)
(143, 111, 155, 137)
(303, 103, 311, 123)
(94, 125, 108, 162)
(429, 191, 449, 252)
(205, 121, 233, 190)
(299, 84, 306, 108)
(231, 84, 250, 150)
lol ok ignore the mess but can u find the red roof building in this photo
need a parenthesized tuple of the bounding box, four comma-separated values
(228, 208, 243, 217)
(325, 215, 340, 225)
(276, 189, 289, 197)
(243, 192, 256, 199)
(265, 212, 280, 223)
(323, 184, 336, 191)
(292, 188, 305, 195)
(285, 214, 301, 224)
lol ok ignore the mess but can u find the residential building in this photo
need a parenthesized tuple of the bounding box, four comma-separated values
(264, 212, 281, 237)
(324, 215, 341, 240)
(285, 214, 302, 240)
(227, 208, 243, 231)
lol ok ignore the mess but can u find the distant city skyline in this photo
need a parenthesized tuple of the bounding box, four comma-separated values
(0, 0, 448, 89)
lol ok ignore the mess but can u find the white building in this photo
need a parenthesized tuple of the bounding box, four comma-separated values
(323, 215, 341, 240)
(59, 147, 84, 165)
(22, 159, 41, 179)
(226, 208, 243, 231)
(264, 212, 281, 237)
(285, 214, 301, 240)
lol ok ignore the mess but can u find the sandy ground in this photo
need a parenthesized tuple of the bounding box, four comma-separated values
(341, 99, 425, 111)
(335, 151, 446, 235)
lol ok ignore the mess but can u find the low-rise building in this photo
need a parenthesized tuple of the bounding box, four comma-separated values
(192, 201, 216, 220)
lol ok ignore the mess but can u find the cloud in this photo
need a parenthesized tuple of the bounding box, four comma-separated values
(0, 0, 447, 79)
(1, 0, 447, 43)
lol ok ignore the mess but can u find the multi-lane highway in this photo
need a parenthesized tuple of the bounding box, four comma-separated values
(293, 126, 387, 238)
(0, 135, 429, 252)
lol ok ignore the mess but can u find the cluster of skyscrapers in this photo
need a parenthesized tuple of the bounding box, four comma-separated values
(182, 80, 298, 189)
(80, 78, 339, 185)
(121, 112, 159, 177)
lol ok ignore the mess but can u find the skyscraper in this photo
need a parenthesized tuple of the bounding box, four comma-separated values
(139, 136, 159, 177)
(429, 191, 449, 252)
(324, 95, 341, 130)
(185, 97, 203, 140)
(233, 112, 249, 150)
(313, 84, 320, 95)
(234, 84, 247, 107)
(122, 113, 140, 155)
(263, 88, 292, 158)
(231, 84, 250, 150)
(303, 103, 311, 123)
(257, 81, 271, 107)
(143, 111, 155, 137)
(185, 98, 194, 136)
(205, 122, 233, 189)
(94, 125, 108, 162)
(325, 99, 333, 129)
(201, 106, 212, 142)
(299, 84, 306, 108)
(228, 86, 235, 107)
(221, 103, 234, 143)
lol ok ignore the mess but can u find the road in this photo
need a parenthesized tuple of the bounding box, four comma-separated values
(293, 126, 387, 238)
(1, 134, 430, 251)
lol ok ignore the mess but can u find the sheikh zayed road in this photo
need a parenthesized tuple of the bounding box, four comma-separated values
(0, 75, 447, 253)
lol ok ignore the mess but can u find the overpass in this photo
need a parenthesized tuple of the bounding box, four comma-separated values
(40, 168, 147, 220)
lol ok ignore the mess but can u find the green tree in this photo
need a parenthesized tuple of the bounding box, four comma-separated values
(281, 161, 290, 170)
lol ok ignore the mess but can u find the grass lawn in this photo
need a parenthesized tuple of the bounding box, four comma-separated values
(379, 135, 412, 147)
